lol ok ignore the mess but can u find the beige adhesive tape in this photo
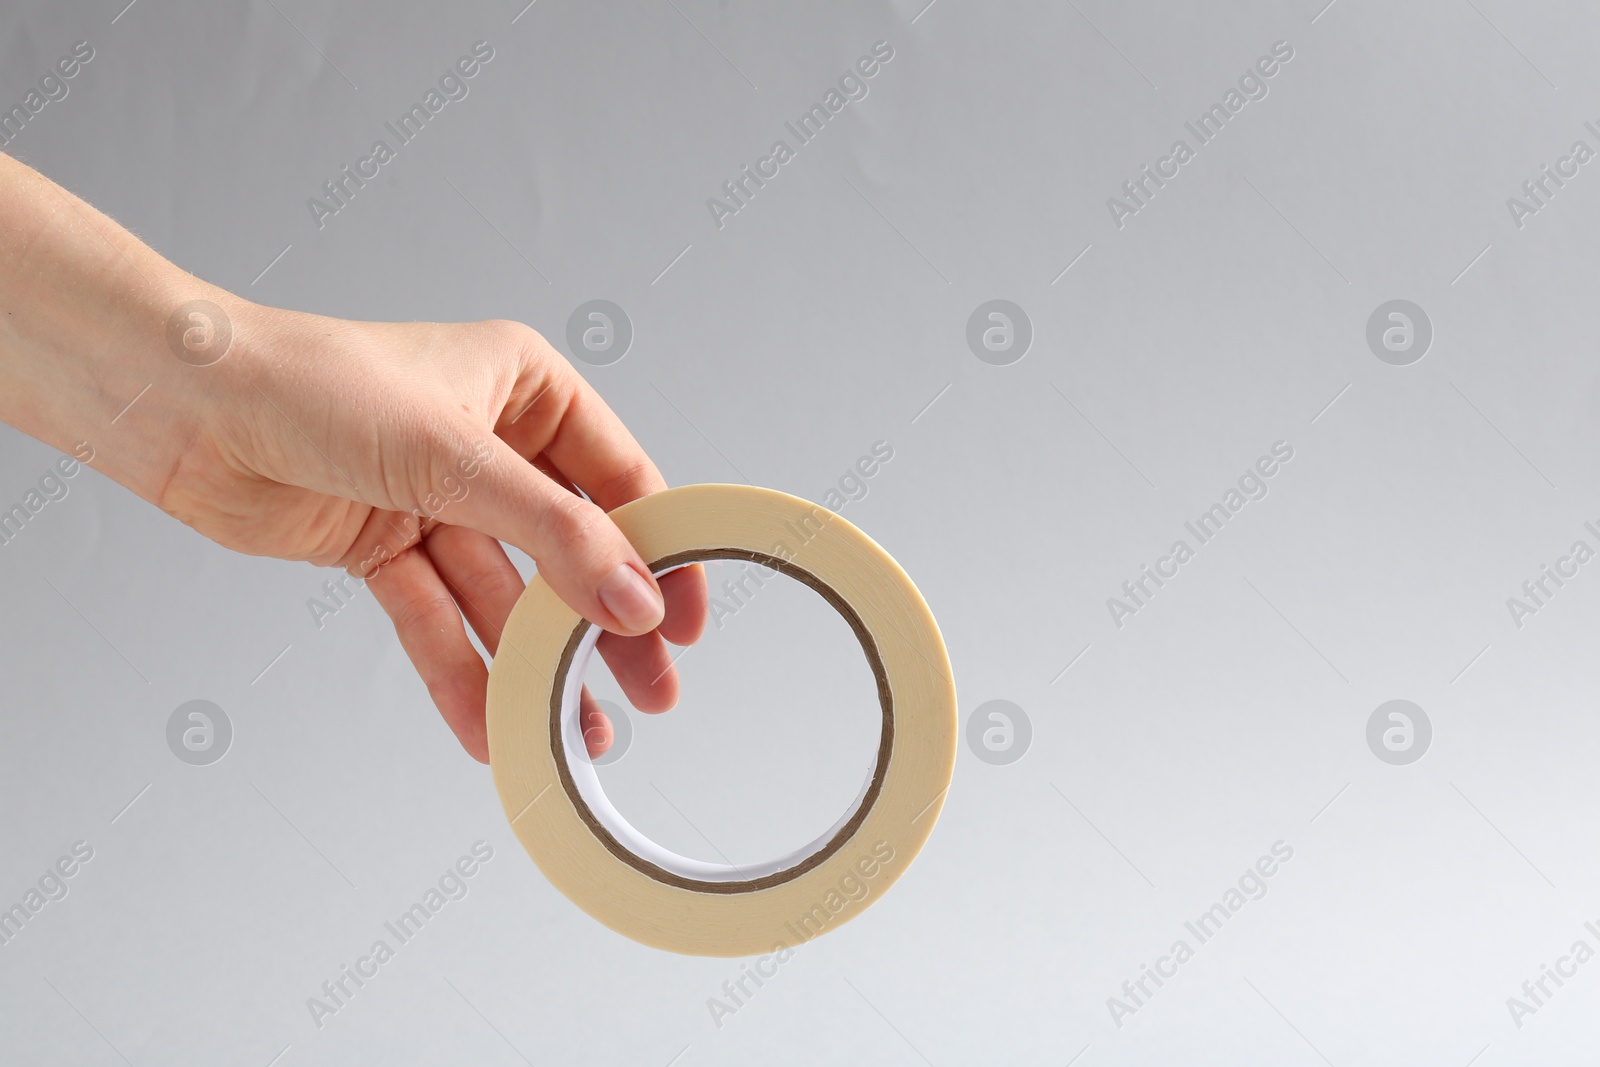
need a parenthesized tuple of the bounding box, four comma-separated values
(486, 483, 957, 957)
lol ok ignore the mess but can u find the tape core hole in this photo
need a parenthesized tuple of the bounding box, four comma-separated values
(550, 551, 894, 892)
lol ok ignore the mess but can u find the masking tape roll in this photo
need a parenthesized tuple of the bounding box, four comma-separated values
(486, 483, 957, 956)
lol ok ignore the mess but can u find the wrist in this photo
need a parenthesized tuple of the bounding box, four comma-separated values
(0, 263, 267, 510)
(109, 283, 289, 509)
(0, 154, 288, 511)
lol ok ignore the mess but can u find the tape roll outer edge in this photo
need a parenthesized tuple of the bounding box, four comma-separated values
(487, 483, 957, 957)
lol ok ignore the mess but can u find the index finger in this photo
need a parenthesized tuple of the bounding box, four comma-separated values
(495, 329, 665, 509)
(497, 331, 708, 643)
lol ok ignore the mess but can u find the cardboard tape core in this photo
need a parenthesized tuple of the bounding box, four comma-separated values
(552, 551, 894, 891)
(488, 484, 956, 956)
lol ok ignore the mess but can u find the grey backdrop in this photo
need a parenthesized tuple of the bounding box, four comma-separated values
(3, 0, 1600, 1062)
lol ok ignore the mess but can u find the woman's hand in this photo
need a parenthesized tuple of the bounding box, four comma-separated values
(0, 153, 706, 762)
(176, 309, 708, 762)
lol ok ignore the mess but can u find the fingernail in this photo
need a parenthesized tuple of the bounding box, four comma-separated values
(598, 564, 664, 633)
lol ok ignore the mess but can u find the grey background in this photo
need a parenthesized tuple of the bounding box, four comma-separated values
(2, 0, 1599, 1062)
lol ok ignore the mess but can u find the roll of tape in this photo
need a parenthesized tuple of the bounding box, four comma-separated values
(487, 484, 957, 956)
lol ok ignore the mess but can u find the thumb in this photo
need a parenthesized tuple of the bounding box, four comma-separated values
(452, 434, 664, 636)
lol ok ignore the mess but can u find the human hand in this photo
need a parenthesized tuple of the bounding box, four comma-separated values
(0, 154, 703, 761)
(158, 307, 708, 762)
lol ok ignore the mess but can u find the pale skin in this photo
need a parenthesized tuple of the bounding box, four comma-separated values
(0, 152, 707, 762)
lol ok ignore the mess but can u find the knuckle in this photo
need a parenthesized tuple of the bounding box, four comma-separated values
(484, 318, 547, 356)
(458, 561, 520, 603)
(390, 591, 459, 638)
(543, 493, 607, 558)
(593, 457, 662, 507)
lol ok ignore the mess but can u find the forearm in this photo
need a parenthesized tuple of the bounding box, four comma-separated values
(0, 152, 248, 502)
